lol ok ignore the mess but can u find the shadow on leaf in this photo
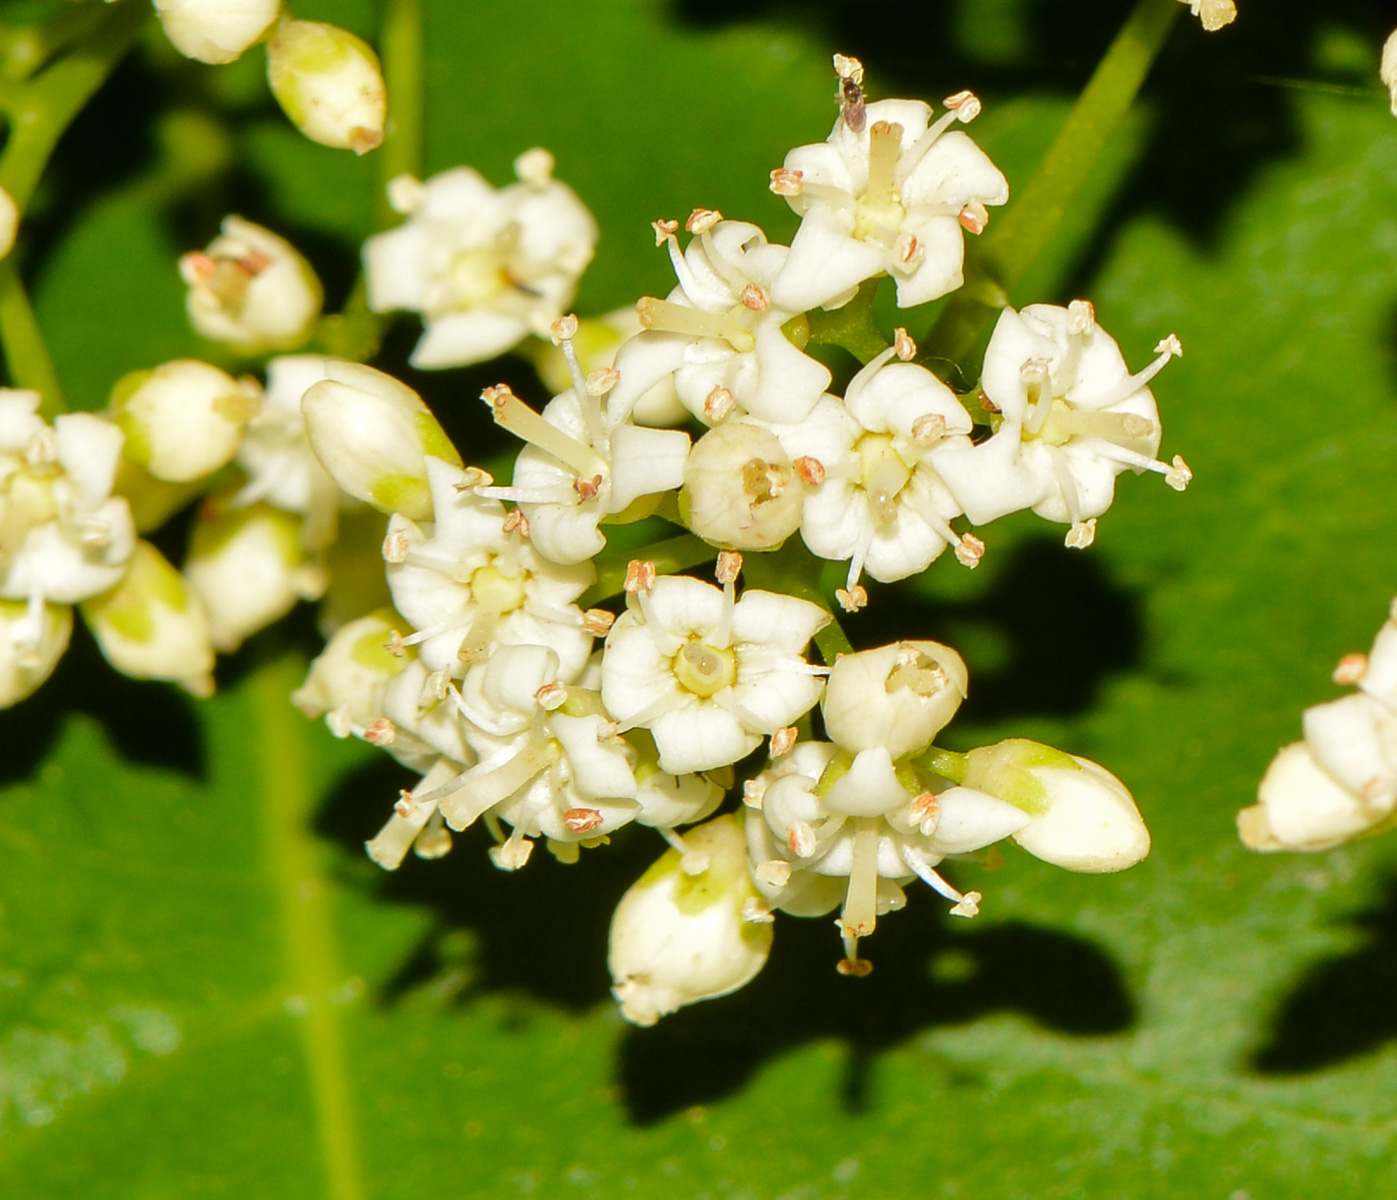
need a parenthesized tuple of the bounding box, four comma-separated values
(1250, 871, 1397, 1075)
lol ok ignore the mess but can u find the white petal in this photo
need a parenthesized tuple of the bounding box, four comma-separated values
(930, 786, 1032, 853)
(651, 703, 758, 775)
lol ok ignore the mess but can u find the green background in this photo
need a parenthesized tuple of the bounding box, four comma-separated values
(3, 0, 1397, 1195)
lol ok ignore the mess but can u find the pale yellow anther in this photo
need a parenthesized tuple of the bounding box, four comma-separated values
(1067, 299, 1096, 334)
(950, 891, 982, 918)
(1333, 653, 1369, 685)
(535, 682, 568, 711)
(384, 630, 408, 658)
(832, 53, 864, 83)
(911, 791, 940, 836)
(837, 957, 873, 977)
(513, 147, 555, 188)
(894, 327, 917, 361)
(425, 669, 451, 700)
(364, 718, 397, 745)
(582, 607, 616, 636)
(742, 897, 776, 924)
(381, 529, 411, 563)
(836, 585, 868, 613)
(502, 509, 530, 537)
(955, 533, 986, 568)
(896, 233, 922, 265)
(550, 313, 580, 344)
(794, 455, 826, 487)
(742, 778, 767, 809)
(755, 859, 792, 887)
(715, 550, 743, 585)
(1064, 520, 1097, 550)
(651, 218, 679, 246)
(452, 466, 494, 492)
(788, 820, 817, 858)
(394, 791, 415, 818)
(686, 208, 722, 234)
(739, 283, 769, 312)
(911, 414, 946, 444)
(1165, 455, 1193, 492)
(769, 167, 804, 196)
(585, 368, 620, 396)
(943, 90, 981, 121)
(386, 173, 425, 214)
(1156, 334, 1184, 358)
(703, 385, 734, 424)
(770, 726, 798, 758)
(624, 559, 657, 595)
(1020, 358, 1050, 385)
(481, 383, 516, 408)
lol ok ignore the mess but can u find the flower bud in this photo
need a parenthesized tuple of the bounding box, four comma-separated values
(266, 19, 386, 155)
(0, 185, 17, 261)
(822, 641, 968, 761)
(608, 814, 772, 1026)
(180, 217, 322, 352)
(301, 362, 460, 521)
(680, 421, 802, 550)
(82, 541, 215, 696)
(154, 0, 281, 64)
(185, 499, 319, 651)
(109, 360, 258, 483)
(962, 738, 1150, 872)
(0, 600, 70, 708)
(292, 608, 407, 725)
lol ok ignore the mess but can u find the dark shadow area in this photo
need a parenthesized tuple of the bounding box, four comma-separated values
(0, 616, 205, 786)
(867, 535, 1145, 724)
(1250, 871, 1397, 1074)
(616, 886, 1135, 1122)
(676, 0, 1395, 256)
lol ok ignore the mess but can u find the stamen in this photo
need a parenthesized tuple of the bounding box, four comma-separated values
(1067, 299, 1096, 335)
(483, 385, 607, 480)
(382, 528, 411, 563)
(586, 368, 619, 396)
(1065, 519, 1097, 550)
(1047, 446, 1083, 525)
(582, 608, 615, 636)
(770, 726, 798, 757)
(910, 791, 940, 837)
(635, 297, 732, 340)
(894, 327, 917, 361)
(756, 859, 792, 887)
(743, 897, 776, 923)
(1333, 653, 1368, 685)
(836, 585, 868, 613)
(703, 385, 735, 424)
(514, 148, 555, 188)
(451, 466, 494, 492)
(651, 218, 679, 247)
(363, 718, 397, 745)
(901, 845, 981, 917)
(1165, 455, 1193, 491)
(958, 202, 988, 235)
(562, 807, 605, 833)
(911, 414, 946, 445)
(742, 778, 767, 809)
(387, 173, 425, 214)
(788, 820, 818, 858)
(794, 456, 826, 487)
(624, 559, 656, 595)
(502, 509, 530, 537)
(769, 168, 804, 196)
(1087, 337, 1182, 410)
(739, 283, 769, 312)
(535, 682, 567, 710)
(715, 550, 743, 585)
(686, 208, 722, 234)
(943, 90, 981, 121)
(549, 314, 579, 344)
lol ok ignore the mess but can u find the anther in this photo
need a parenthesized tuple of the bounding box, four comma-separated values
(1020, 358, 1050, 385)
(502, 509, 530, 536)
(386, 173, 425, 214)
(563, 807, 605, 833)
(624, 559, 657, 595)
(833, 53, 864, 83)
(326, 706, 354, 738)
(1067, 299, 1096, 334)
(1165, 455, 1193, 492)
(794, 456, 826, 487)
(911, 791, 940, 836)
(788, 820, 818, 858)
(715, 550, 743, 585)
(1155, 334, 1184, 358)
(742, 778, 767, 809)
(836, 585, 869, 613)
(381, 528, 411, 563)
(770, 726, 798, 758)
(958, 203, 988, 235)
(651, 218, 679, 246)
(383, 630, 407, 658)
(769, 168, 804, 196)
(896, 233, 922, 265)
(535, 682, 567, 711)
(837, 957, 873, 977)
(394, 791, 416, 818)
(1333, 653, 1369, 685)
(911, 414, 946, 444)
(954, 533, 986, 568)
(703, 385, 734, 424)
(549, 314, 579, 344)
(582, 608, 616, 636)
(755, 860, 792, 887)
(573, 474, 604, 502)
(943, 90, 981, 121)
(1065, 519, 1097, 550)
(739, 283, 769, 312)
(894, 327, 917, 361)
(742, 897, 775, 924)
(514, 148, 555, 188)
(364, 718, 397, 746)
(686, 208, 722, 234)
(949, 891, 982, 918)
(452, 466, 494, 492)
(585, 368, 619, 396)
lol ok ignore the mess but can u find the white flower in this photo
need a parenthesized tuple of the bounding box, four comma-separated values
(293, 607, 410, 734)
(154, 0, 281, 65)
(933, 302, 1190, 547)
(745, 738, 1028, 970)
(681, 420, 804, 552)
(363, 152, 598, 368)
(82, 540, 216, 696)
(301, 360, 461, 521)
(1240, 600, 1397, 852)
(772, 87, 1007, 312)
(479, 365, 690, 566)
(764, 350, 983, 598)
(601, 564, 830, 775)
(609, 813, 773, 1026)
(821, 640, 968, 761)
(961, 738, 1150, 872)
(266, 19, 386, 154)
(608, 217, 831, 425)
(1179, 0, 1236, 32)
(365, 757, 467, 870)
(385, 457, 596, 681)
(234, 355, 346, 550)
(108, 359, 259, 483)
(0, 599, 70, 709)
(179, 217, 323, 352)
(0, 392, 136, 614)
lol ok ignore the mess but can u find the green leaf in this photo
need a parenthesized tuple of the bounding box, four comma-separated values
(5, 2, 1397, 1197)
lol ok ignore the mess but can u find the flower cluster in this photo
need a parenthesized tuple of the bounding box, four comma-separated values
(1240, 600, 1397, 852)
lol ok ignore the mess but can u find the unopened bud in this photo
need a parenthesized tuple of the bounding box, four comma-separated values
(822, 640, 968, 760)
(301, 361, 461, 520)
(82, 540, 215, 696)
(291, 609, 408, 725)
(266, 19, 386, 154)
(682, 422, 803, 551)
(608, 814, 772, 1026)
(0, 599, 70, 709)
(109, 360, 256, 483)
(155, 0, 281, 64)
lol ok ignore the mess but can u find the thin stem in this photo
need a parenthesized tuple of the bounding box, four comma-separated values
(806, 278, 888, 365)
(0, 259, 63, 413)
(925, 0, 1180, 366)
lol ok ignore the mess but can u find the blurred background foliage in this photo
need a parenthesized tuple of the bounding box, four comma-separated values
(4, 0, 1397, 1195)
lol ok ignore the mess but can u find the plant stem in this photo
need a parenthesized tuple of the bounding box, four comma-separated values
(0, 0, 149, 414)
(925, 0, 1180, 366)
(806, 279, 888, 364)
